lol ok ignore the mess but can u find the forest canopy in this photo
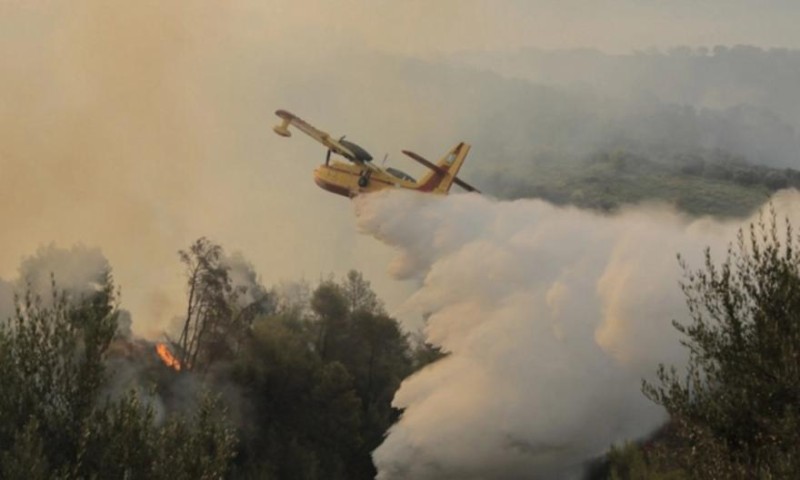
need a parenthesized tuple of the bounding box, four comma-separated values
(0, 239, 441, 479)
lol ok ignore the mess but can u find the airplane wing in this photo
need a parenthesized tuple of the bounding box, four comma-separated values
(274, 109, 362, 163)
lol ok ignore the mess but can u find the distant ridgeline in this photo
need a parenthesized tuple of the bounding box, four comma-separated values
(480, 148, 800, 218)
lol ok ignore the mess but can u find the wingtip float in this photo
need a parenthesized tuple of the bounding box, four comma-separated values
(272, 109, 293, 137)
(272, 109, 480, 198)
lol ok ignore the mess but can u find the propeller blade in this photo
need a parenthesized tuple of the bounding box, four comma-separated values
(325, 148, 331, 165)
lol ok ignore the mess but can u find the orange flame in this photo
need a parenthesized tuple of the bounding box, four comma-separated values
(155, 343, 181, 371)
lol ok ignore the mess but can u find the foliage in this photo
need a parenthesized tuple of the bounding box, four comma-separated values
(642, 211, 800, 478)
(230, 270, 414, 479)
(231, 315, 362, 479)
(341, 270, 382, 314)
(600, 442, 686, 480)
(0, 276, 236, 479)
(482, 147, 798, 218)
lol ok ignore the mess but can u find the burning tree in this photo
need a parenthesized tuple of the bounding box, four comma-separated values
(176, 238, 272, 372)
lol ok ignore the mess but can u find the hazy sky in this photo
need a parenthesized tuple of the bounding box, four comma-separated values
(236, 0, 800, 56)
(1, 1, 798, 336)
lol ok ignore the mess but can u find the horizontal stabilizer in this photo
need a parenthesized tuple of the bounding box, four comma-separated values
(402, 150, 447, 175)
(402, 149, 480, 193)
(453, 177, 480, 193)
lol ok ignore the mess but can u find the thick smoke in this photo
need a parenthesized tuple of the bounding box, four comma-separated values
(355, 189, 800, 479)
(17, 244, 111, 299)
(452, 47, 800, 131)
(0, 244, 111, 315)
(0, 1, 426, 334)
(448, 47, 800, 170)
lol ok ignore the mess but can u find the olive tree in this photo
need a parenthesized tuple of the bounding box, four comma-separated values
(644, 211, 800, 478)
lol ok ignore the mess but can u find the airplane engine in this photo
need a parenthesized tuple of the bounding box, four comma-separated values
(339, 139, 373, 163)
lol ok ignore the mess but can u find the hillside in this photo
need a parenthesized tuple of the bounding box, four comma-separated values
(435, 47, 800, 217)
(479, 147, 800, 217)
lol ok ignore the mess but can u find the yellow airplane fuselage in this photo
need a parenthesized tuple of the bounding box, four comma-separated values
(272, 109, 477, 197)
(314, 160, 418, 198)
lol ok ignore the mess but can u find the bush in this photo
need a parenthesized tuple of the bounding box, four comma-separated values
(643, 210, 800, 478)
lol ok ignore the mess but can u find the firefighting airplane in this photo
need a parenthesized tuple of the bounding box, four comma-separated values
(273, 109, 480, 198)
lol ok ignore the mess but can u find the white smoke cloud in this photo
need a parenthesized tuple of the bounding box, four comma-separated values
(0, 244, 112, 321)
(16, 244, 110, 300)
(355, 189, 800, 479)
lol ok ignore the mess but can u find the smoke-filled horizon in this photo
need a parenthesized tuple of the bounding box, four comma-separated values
(355, 189, 800, 479)
(3, 1, 800, 334)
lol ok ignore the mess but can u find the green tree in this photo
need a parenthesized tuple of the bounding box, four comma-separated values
(341, 270, 382, 315)
(0, 275, 117, 474)
(232, 271, 413, 478)
(230, 315, 362, 479)
(310, 280, 349, 362)
(643, 211, 800, 478)
(601, 442, 686, 480)
(308, 273, 412, 478)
